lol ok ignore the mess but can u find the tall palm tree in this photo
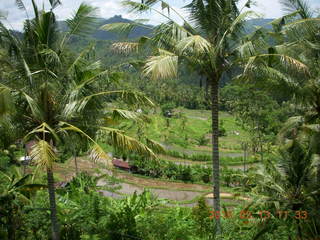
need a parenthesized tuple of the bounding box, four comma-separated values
(0, 1, 161, 239)
(101, 0, 257, 233)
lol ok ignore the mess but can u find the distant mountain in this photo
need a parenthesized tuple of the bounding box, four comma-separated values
(58, 15, 152, 41)
(246, 18, 274, 32)
(58, 15, 274, 41)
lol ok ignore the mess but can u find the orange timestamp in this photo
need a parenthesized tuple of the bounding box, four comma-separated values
(209, 210, 309, 220)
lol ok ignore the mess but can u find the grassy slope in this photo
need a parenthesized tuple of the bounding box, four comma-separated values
(123, 108, 249, 157)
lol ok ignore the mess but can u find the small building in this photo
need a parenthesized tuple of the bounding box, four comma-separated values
(112, 159, 132, 171)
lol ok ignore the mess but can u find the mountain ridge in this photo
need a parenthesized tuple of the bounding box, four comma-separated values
(59, 15, 274, 41)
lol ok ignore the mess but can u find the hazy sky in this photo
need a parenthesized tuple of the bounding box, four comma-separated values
(1, 0, 319, 30)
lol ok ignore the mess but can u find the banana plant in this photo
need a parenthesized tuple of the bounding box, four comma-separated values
(0, 167, 46, 240)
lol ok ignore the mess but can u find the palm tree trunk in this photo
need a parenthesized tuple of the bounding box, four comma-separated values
(211, 79, 221, 234)
(47, 168, 60, 240)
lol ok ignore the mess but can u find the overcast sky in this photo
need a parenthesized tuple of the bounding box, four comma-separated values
(1, 0, 319, 30)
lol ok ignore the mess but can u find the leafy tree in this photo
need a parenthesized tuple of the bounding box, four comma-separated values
(221, 83, 290, 158)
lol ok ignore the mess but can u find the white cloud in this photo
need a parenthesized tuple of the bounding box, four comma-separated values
(239, 0, 283, 18)
(1, 0, 319, 30)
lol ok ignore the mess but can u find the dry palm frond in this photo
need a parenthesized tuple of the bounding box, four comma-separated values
(30, 140, 57, 169)
(143, 49, 178, 80)
(177, 35, 211, 55)
(111, 42, 140, 54)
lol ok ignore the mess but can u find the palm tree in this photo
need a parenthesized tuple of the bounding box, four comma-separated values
(251, 136, 320, 239)
(101, 0, 257, 233)
(241, 0, 319, 118)
(241, 0, 320, 184)
(0, 1, 162, 239)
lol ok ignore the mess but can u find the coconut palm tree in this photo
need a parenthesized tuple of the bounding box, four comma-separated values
(100, 0, 259, 233)
(240, 0, 319, 117)
(241, 0, 320, 180)
(0, 1, 162, 239)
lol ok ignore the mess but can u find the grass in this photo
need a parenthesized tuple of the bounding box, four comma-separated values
(99, 108, 253, 167)
(121, 108, 248, 150)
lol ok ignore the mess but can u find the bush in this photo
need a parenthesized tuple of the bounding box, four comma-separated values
(161, 102, 176, 118)
(197, 134, 210, 146)
(0, 154, 10, 169)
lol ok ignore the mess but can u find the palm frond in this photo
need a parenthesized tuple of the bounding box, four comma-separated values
(280, 0, 313, 19)
(0, 85, 15, 117)
(30, 140, 57, 169)
(143, 49, 178, 80)
(277, 116, 305, 143)
(152, 21, 190, 49)
(15, 0, 27, 11)
(49, 0, 61, 10)
(146, 138, 165, 154)
(66, 3, 99, 36)
(82, 90, 154, 108)
(122, 0, 153, 14)
(110, 109, 149, 122)
(177, 35, 211, 55)
(60, 3, 98, 48)
(111, 42, 140, 54)
(67, 43, 96, 73)
(243, 54, 310, 76)
(108, 130, 156, 159)
(39, 48, 61, 66)
(89, 144, 110, 165)
(58, 122, 109, 163)
(24, 123, 60, 143)
(23, 93, 44, 121)
(271, 11, 301, 32)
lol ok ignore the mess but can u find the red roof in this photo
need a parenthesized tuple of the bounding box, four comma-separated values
(112, 159, 131, 169)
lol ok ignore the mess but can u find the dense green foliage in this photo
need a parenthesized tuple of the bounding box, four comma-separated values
(1, 0, 320, 239)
